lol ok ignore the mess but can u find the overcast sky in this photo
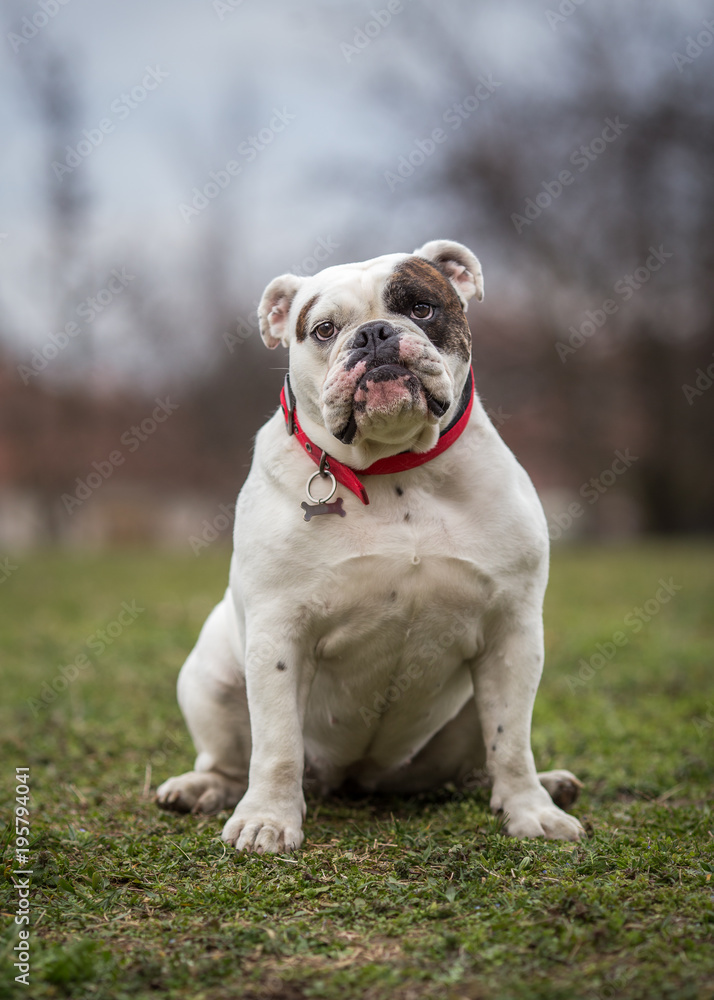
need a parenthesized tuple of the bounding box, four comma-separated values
(0, 1, 560, 289)
(0, 0, 707, 379)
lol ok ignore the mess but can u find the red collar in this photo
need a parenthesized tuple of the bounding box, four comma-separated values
(279, 369, 475, 505)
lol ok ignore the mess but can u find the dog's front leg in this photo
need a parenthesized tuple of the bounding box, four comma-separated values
(472, 617, 584, 841)
(222, 633, 313, 854)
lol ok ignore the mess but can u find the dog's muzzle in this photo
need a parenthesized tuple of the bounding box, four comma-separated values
(332, 322, 449, 444)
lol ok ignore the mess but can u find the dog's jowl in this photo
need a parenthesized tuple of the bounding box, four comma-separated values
(156, 239, 584, 851)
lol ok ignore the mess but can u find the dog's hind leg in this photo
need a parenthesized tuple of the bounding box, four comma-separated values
(536, 770, 583, 809)
(156, 595, 250, 815)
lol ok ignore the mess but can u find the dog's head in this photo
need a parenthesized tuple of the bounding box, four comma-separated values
(258, 240, 483, 466)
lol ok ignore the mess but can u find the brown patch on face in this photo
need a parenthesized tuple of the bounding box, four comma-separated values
(295, 293, 320, 343)
(382, 257, 471, 361)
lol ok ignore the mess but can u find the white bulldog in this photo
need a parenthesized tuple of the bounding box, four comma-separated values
(157, 239, 584, 851)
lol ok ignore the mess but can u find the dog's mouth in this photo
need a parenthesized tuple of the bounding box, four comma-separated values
(335, 412, 359, 444)
(334, 363, 449, 445)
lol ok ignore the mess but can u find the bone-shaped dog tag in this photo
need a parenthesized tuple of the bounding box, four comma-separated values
(301, 497, 346, 521)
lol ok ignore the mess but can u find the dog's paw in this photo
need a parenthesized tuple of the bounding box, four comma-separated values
(537, 769, 583, 810)
(496, 786, 585, 841)
(156, 770, 244, 815)
(222, 805, 304, 854)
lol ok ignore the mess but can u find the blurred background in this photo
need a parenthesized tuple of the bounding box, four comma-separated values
(1, 0, 713, 552)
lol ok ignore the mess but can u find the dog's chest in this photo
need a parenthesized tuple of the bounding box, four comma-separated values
(308, 477, 489, 646)
(295, 483, 492, 768)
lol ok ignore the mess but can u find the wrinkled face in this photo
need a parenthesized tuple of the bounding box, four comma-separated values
(258, 240, 484, 454)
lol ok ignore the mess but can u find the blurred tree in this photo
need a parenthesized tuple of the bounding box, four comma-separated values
(401, 0, 714, 531)
(17, 43, 92, 366)
(2, 0, 713, 541)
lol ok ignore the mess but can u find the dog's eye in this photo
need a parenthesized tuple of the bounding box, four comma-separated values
(411, 303, 434, 320)
(312, 321, 336, 342)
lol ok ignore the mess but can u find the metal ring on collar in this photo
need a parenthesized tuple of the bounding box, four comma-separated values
(306, 469, 337, 504)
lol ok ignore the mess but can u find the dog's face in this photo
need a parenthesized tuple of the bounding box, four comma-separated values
(258, 240, 483, 461)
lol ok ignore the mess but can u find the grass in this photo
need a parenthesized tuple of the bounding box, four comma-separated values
(0, 542, 713, 1000)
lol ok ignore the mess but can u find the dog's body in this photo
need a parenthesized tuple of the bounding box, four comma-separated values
(157, 240, 584, 851)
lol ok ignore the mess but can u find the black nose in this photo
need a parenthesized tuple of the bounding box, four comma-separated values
(349, 321, 400, 354)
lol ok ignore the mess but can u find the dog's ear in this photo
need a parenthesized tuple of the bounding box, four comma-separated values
(258, 274, 305, 349)
(414, 239, 484, 307)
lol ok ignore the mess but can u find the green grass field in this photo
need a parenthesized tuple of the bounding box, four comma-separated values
(1, 543, 713, 1000)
